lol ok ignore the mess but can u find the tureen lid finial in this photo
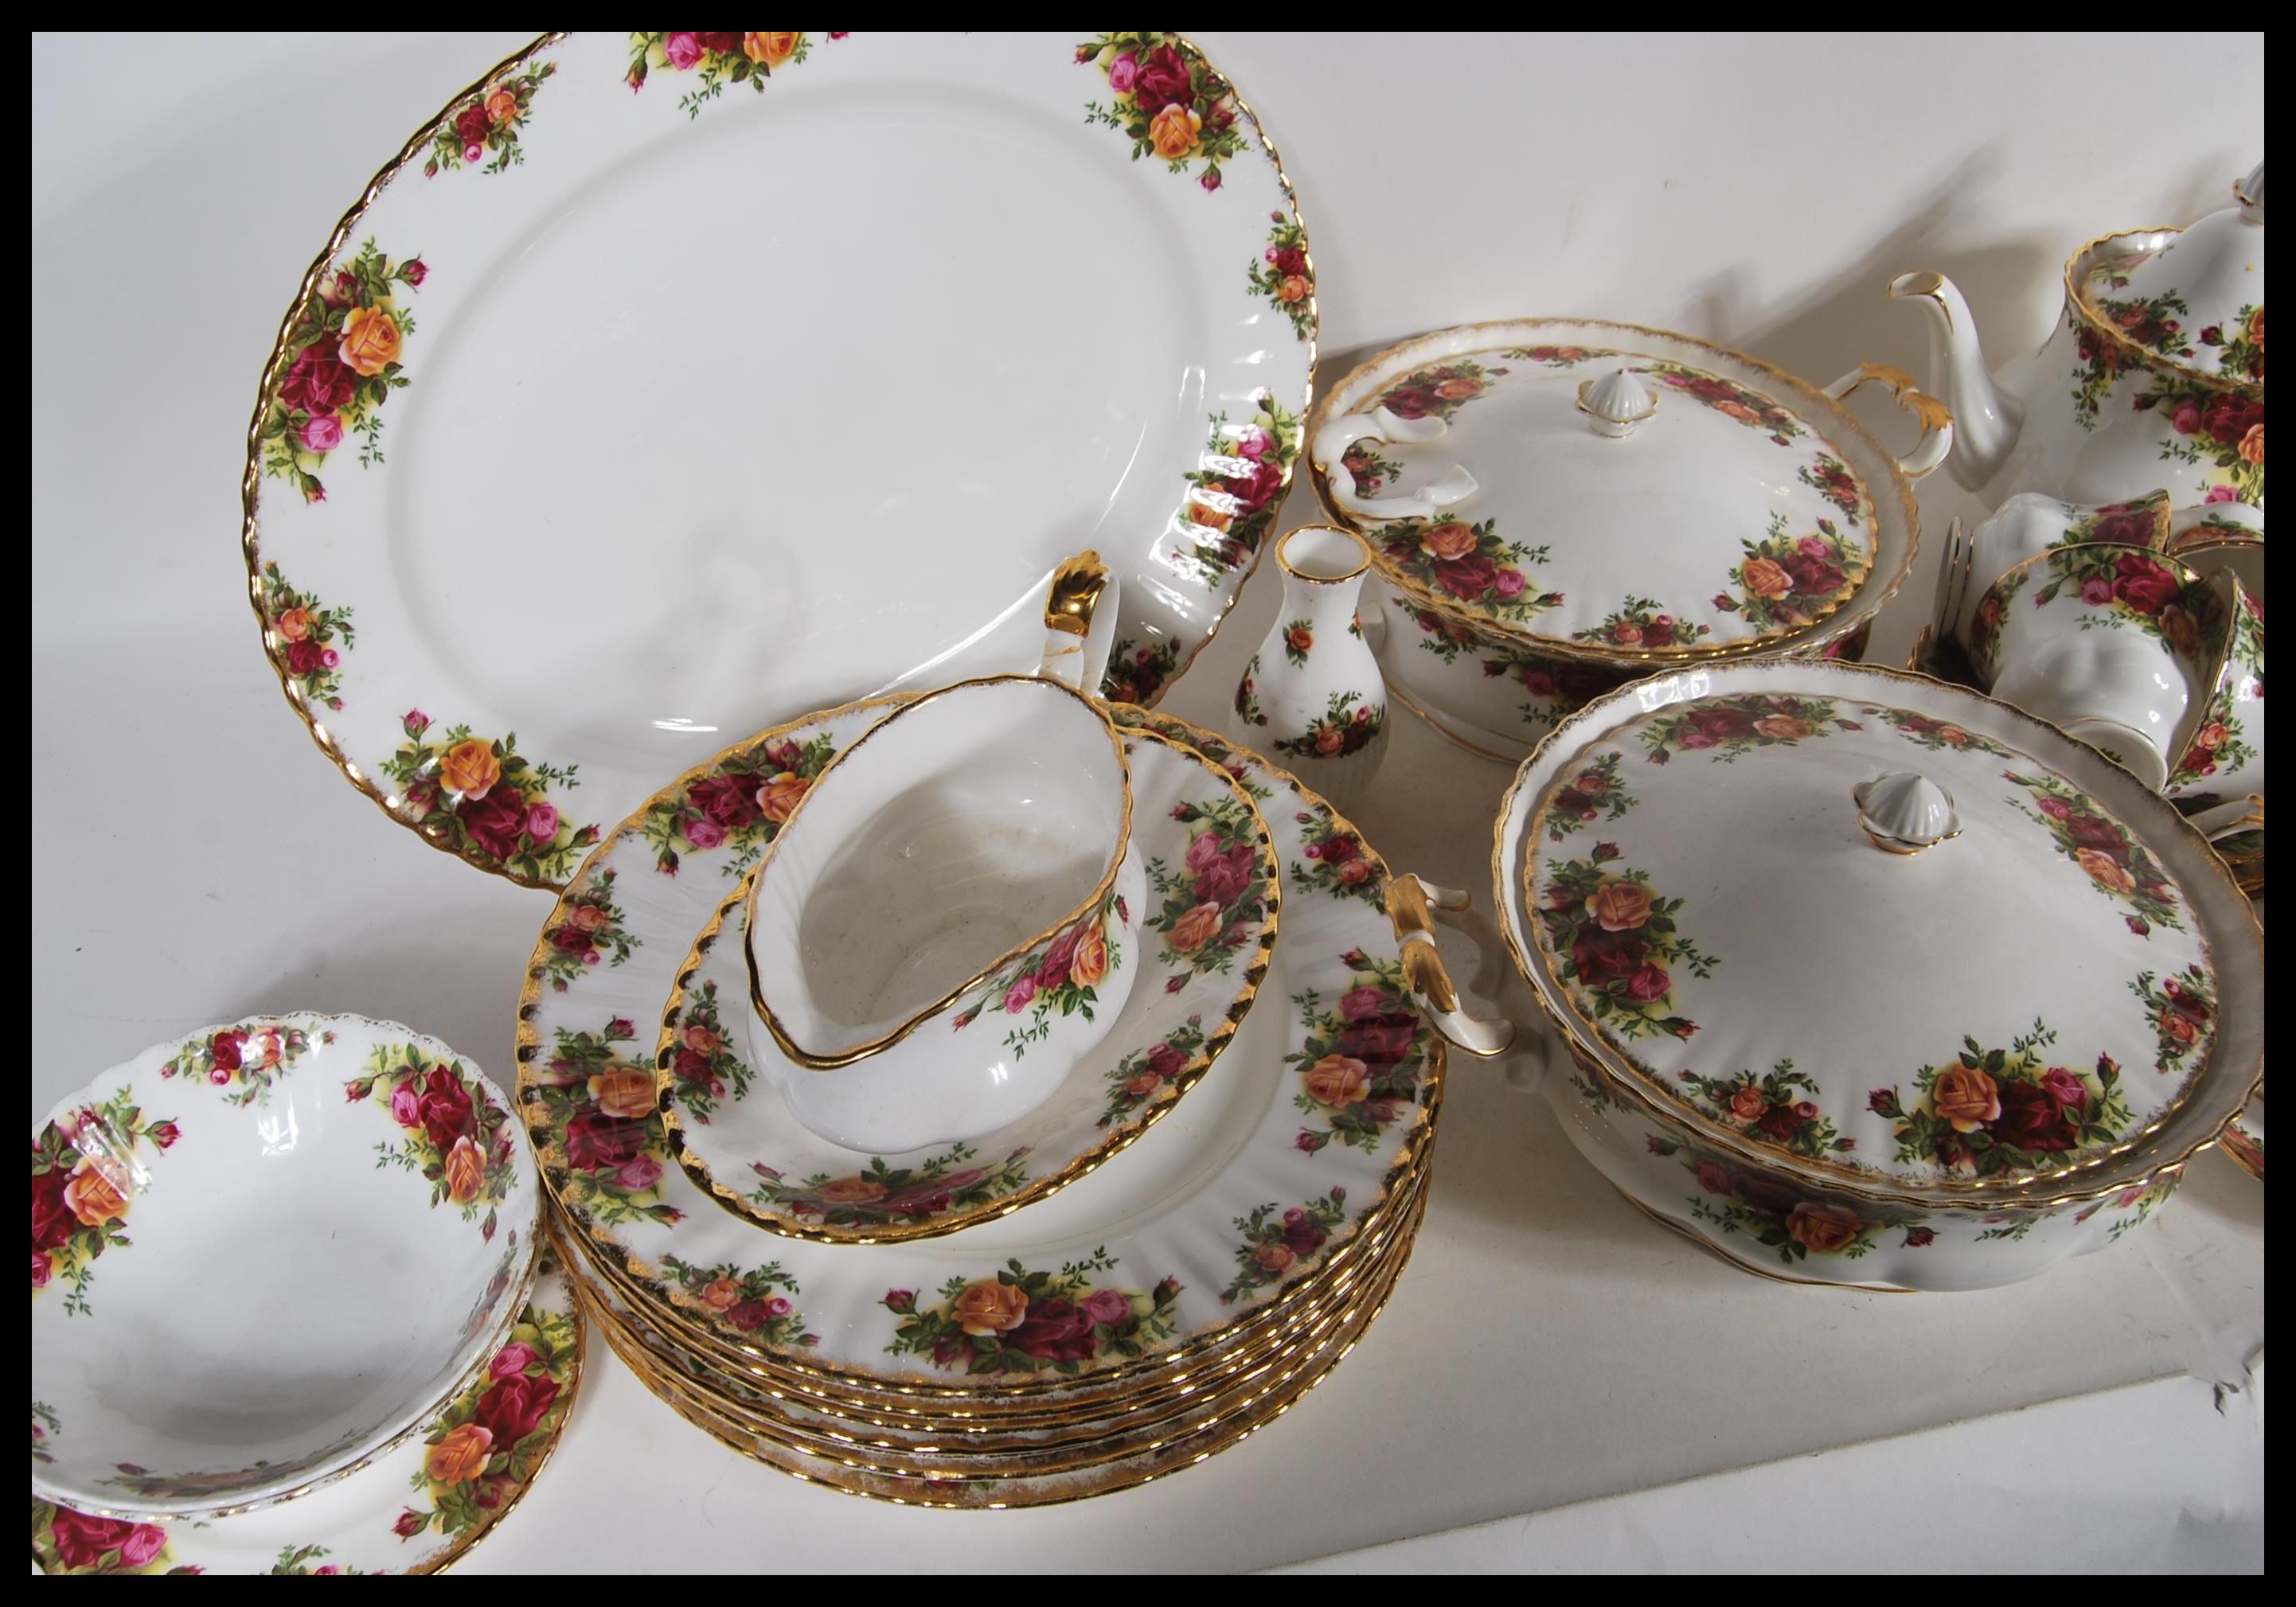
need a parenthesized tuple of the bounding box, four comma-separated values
(1575, 368, 1659, 438)
(1852, 770, 1961, 855)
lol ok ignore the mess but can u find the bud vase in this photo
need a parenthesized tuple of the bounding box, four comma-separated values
(1232, 525, 1389, 810)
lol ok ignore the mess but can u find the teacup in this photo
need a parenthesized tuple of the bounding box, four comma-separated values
(1954, 490, 2172, 646)
(2166, 568, 2266, 806)
(744, 675, 1146, 1153)
(1971, 544, 2216, 792)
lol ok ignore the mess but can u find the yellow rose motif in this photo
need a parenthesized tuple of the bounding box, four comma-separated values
(587, 1066, 656, 1121)
(1278, 274, 1310, 304)
(1740, 556, 1794, 599)
(756, 773, 809, 825)
(1753, 716, 1813, 741)
(2238, 423, 2263, 466)
(338, 304, 402, 377)
(1166, 900, 1224, 954)
(484, 88, 518, 124)
(1931, 1064, 2001, 1133)
(2248, 307, 2264, 348)
(1586, 880, 1654, 932)
(1302, 1054, 1370, 1107)
(2075, 846, 2137, 893)
(439, 739, 502, 800)
(1189, 500, 1232, 532)
(424, 1422, 493, 1485)
(64, 1155, 131, 1228)
(442, 1136, 486, 1205)
(952, 1279, 1029, 1336)
(814, 1177, 889, 1205)
(744, 32, 801, 66)
(1070, 923, 1111, 989)
(1785, 1200, 1864, 1254)
(680, 1023, 719, 1054)
(1147, 102, 1203, 159)
(697, 1276, 744, 1313)
(1419, 521, 1478, 562)
(275, 607, 313, 642)
(1253, 1242, 1294, 1273)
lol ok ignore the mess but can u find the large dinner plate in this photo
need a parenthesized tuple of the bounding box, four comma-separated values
(243, 32, 1315, 887)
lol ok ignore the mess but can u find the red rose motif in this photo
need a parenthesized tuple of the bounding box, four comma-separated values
(473, 1372, 560, 1444)
(1572, 926, 1648, 984)
(1993, 1080, 2077, 1151)
(2065, 813, 2126, 855)
(2109, 552, 2180, 616)
(1337, 1012, 1419, 1070)
(33, 1249, 51, 1286)
(1904, 1227, 1937, 1247)
(47, 1509, 167, 1573)
(453, 102, 491, 152)
(2039, 1067, 2089, 1112)
(1193, 843, 1259, 907)
(564, 1110, 646, 1172)
(726, 1298, 783, 1332)
(1676, 706, 1757, 749)
(1281, 1211, 1329, 1255)
(685, 774, 762, 831)
(31, 1166, 76, 1252)
(1785, 550, 1847, 598)
(278, 341, 356, 416)
(1434, 555, 1499, 600)
(1693, 1158, 1734, 1196)
(283, 638, 326, 676)
(1130, 45, 1194, 115)
(415, 1065, 478, 1152)
(1146, 1040, 1189, 1081)
(1220, 458, 1286, 513)
(2202, 395, 2265, 447)
(1381, 387, 1436, 421)
(459, 788, 531, 864)
(393, 1510, 427, 1539)
(1756, 1102, 1806, 1141)
(697, 32, 742, 54)
(1009, 1296, 1099, 1362)
(1624, 963, 1671, 1003)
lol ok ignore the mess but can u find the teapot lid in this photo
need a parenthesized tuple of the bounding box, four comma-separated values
(1516, 667, 2233, 1193)
(1307, 320, 1917, 664)
(2075, 162, 2265, 388)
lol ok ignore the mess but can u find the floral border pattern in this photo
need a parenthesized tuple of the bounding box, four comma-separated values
(381, 711, 595, 883)
(1866, 704, 2012, 757)
(1079, 33, 1250, 190)
(1868, 1020, 2134, 1180)
(1638, 692, 1861, 765)
(32, 1087, 176, 1316)
(1290, 809, 1382, 904)
(746, 1144, 1033, 1232)
(658, 1253, 818, 1347)
(950, 892, 1127, 1060)
(349, 1045, 521, 1240)
(627, 32, 818, 116)
(882, 1250, 1182, 1376)
(661, 977, 748, 1124)
(640, 728, 832, 880)
(1272, 688, 1385, 763)
(1146, 794, 1271, 976)
(1177, 394, 1303, 587)
(2130, 964, 2215, 1076)
(1536, 844, 1715, 1043)
(1099, 1015, 1209, 1129)
(1544, 751, 1636, 841)
(1572, 595, 1709, 651)
(1711, 513, 1868, 636)
(259, 239, 423, 505)
(1220, 1188, 1345, 1304)
(392, 1293, 577, 1546)
(157, 1020, 332, 1109)
(2003, 770, 2184, 935)
(1288, 951, 1436, 1154)
(259, 563, 355, 710)
(526, 1020, 683, 1231)
(1377, 517, 1560, 621)
(425, 60, 556, 176)
(1248, 212, 1314, 339)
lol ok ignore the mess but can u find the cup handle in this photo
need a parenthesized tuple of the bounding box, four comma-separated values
(2184, 794, 2265, 844)
(1037, 550, 1119, 694)
(1310, 408, 1479, 521)
(2169, 500, 2266, 551)
(1384, 873, 1517, 1060)
(1823, 362, 1954, 481)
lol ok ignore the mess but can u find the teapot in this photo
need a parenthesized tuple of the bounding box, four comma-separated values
(1892, 162, 2263, 513)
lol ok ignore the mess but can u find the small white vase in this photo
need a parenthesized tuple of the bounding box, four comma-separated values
(1232, 525, 1389, 809)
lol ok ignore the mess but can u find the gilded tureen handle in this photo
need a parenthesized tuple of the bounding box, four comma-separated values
(1035, 550, 1118, 692)
(1310, 408, 1479, 521)
(1384, 874, 1517, 1059)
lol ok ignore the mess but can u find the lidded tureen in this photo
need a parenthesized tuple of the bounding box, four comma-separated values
(1493, 659, 2263, 1291)
(1305, 319, 1949, 760)
(1894, 161, 2264, 510)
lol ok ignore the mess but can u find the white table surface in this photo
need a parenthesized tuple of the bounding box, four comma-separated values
(31, 31, 2263, 1574)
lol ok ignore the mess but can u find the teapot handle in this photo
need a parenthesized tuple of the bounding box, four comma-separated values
(1035, 551, 1120, 695)
(1823, 362, 1954, 481)
(1310, 408, 1480, 521)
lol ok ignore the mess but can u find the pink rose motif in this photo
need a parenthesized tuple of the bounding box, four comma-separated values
(2173, 401, 2204, 435)
(2204, 486, 2238, 504)
(1235, 426, 1269, 460)
(299, 414, 344, 453)
(1693, 1158, 1734, 1196)
(526, 802, 559, 841)
(401, 257, 427, 287)
(617, 1156, 663, 1192)
(32, 1250, 50, 1287)
(2039, 1067, 2089, 1112)
(1107, 50, 1138, 92)
(1337, 986, 1387, 1021)
(404, 708, 431, 735)
(1494, 568, 1528, 599)
(1004, 975, 1038, 1013)
(1199, 169, 1221, 191)
(663, 32, 703, 70)
(1077, 1287, 1133, 1328)
(2079, 575, 2115, 605)
(389, 1081, 422, 1129)
(682, 815, 725, 850)
(489, 1342, 538, 1380)
(2037, 797, 2071, 820)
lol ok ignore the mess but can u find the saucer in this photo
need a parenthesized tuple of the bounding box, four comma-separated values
(241, 32, 1314, 888)
(662, 726, 1279, 1241)
(32, 1255, 580, 1574)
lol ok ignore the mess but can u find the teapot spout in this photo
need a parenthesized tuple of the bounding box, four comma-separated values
(1888, 271, 2022, 493)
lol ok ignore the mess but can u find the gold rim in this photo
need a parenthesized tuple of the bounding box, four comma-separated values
(661, 724, 1279, 1244)
(1384, 675, 1538, 763)
(1305, 316, 1923, 667)
(579, 1198, 1419, 1480)
(520, 703, 1447, 1394)
(614, 1193, 1423, 1508)
(1489, 657, 2265, 1213)
(240, 33, 1314, 892)
(2064, 226, 2266, 399)
(560, 1163, 1426, 1433)
(1273, 524, 1371, 586)
(742, 675, 1135, 1071)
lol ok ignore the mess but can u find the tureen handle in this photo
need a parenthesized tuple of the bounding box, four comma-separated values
(1384, 874, 1517, 1059)
(1310, 408, 1479, 521)
(1822, 362, 1954, 481)
(1035, 550, 1119, 694)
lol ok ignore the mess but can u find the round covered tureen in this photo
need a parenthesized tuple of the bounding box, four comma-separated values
(1306, 319, 1949, 760)
(1493, 659, 2262, 1291)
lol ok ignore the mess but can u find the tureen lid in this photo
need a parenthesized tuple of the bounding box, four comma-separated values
(1513, 668, 2240, 1195)
(2075, 162, 2265, 388)
(1308, 320, 1919, 664)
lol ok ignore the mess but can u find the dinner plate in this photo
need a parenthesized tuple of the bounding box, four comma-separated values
(244, 32, 1315, 888)
(662, 727, 1280, 1242)
(32, 1258, 581, 1575)
(518, 703, 1442, 1389)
